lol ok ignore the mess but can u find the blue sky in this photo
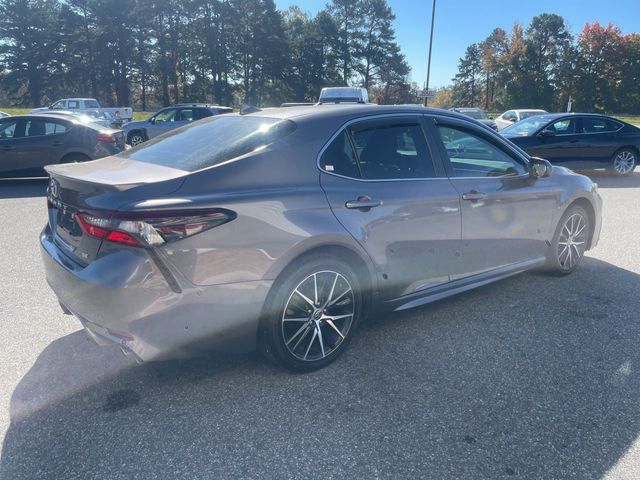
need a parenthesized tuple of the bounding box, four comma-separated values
(275, 0, 640, 88)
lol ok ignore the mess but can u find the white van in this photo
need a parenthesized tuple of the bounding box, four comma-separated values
(319, 87, 369, 104)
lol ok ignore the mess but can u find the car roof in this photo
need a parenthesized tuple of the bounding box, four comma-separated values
(239, 103, 472, 123)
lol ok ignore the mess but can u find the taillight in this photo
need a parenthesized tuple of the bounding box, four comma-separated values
(76, 209, 235, 247)
(96, 132, 116, 143)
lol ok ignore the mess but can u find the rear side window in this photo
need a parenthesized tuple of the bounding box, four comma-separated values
(177, 109, 195, 121)
(582, 117, 623, 133)
(196, 108, 214, 119)
(119, 116, 297, 172)
(25, 119, 67, 137)
(85, 100, 100, 108)
(321, 118, 436, 180)
(320, 130, 360, 178)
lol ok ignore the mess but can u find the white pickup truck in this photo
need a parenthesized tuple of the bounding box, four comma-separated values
(31, 98, 133, 122)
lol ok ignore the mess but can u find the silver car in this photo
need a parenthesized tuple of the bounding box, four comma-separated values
(40, 105, 602, 371)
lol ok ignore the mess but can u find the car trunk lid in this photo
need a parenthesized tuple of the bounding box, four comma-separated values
(45, 156, 189, 265)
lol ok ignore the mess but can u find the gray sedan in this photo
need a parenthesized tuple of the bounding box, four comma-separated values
(0, 114, 125, 177)
(40, 105, 602, 371)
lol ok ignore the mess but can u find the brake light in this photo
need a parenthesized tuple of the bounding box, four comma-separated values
(76, 209, 235, 247)
(96, 132, 116, 142)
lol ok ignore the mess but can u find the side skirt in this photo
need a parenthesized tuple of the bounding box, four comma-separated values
(386, 257, 546, 312)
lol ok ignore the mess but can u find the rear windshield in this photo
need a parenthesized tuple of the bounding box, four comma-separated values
(119, 116, 296, 172)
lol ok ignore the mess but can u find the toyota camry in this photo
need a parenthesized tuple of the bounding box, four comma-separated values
(40, 105, 602, 371)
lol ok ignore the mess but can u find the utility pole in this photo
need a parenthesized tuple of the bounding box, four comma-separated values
(424, 0, 437, 107)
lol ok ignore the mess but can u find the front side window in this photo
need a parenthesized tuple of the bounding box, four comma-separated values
(51, 101, 65, 110)
(0, 120, 19, 139)
(437, 125, 527, 178)
(548, 118, 577, 134)
(85, 100, 100, 108)
(504, 111, 516, 121)
(154, 108, 178, 123)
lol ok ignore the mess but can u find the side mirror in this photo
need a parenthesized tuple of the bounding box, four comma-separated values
(539, 129, 555, 137)
(529, 157, 552, 178)
(149, 117, 156, 124)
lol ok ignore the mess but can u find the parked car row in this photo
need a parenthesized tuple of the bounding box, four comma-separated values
(449, 106, 639, 175)
(38, 103, 603, 372)
(31, 97, 133, 123)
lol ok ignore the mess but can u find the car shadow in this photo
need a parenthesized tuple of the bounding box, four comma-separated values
(579, 170, 640, 189)
(2, 257, 640, 479)
(0, 178, 48, 199)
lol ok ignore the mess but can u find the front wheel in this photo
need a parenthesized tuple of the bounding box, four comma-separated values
(262, 255, 362, 372)
(610, 148, 637, 176)
(127, 131, 145, 147)
(544, 205, 590, 275)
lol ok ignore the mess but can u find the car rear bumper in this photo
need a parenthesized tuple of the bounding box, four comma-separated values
(40, 226, 271, 361)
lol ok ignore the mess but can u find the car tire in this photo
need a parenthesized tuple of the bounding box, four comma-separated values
(261, 255, 363, 372)
(61, 153, 90, 163)
(544, 204, 590, 276)
(127, 131, 145, 147)
(610, 148, 637, 176)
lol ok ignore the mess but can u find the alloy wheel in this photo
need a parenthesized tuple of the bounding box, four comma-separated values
(129, 134, 144, 147)
(613, 150, 636, 175)
(557, 213, 587, 271)
(281, 270, 354, 362)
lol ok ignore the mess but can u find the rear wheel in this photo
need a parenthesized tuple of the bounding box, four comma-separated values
(610, 148, 637, 175)
(127, 131, 145, 147)
(544, 205, 590, 275)
(262, 255, 362, 372)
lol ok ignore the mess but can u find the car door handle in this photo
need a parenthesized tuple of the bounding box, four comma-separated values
(569, 139, 579, 143)
(462, 191, 487, 201)
(1, 145, 14, 151)
(52, 141, 64, 147)
(345, 196, 382, 210)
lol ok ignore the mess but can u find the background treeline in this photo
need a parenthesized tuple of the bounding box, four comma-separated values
(0, 0, 414, 109)
(432, 13, 640, 114)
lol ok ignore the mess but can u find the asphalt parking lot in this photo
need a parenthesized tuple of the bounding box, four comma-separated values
(0, 172, 639, 479)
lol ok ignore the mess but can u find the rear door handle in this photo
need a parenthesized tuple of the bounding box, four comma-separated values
(52, 141, 64, 147)
(462, 191, 487, 201)
(345, 196, 382, 210)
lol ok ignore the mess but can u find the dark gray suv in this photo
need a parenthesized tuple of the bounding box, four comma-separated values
(123, 104, 233, 146)
(41, 105, 602, 371)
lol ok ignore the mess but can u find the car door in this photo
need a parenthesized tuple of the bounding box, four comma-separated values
(148, 108, 180, 139)
(8, 118, 70, 175)
(577, 116, 625, 164)
(431, 118, 557, 278)
(527, 117, 583, 164)
(0, 118, 26, 176)
(319, 115, 462, 301)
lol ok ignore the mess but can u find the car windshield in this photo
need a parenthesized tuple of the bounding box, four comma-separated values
(119, 115, 296, 171)
(502, 116, 552, 136)
(459, 110, 487, 120)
